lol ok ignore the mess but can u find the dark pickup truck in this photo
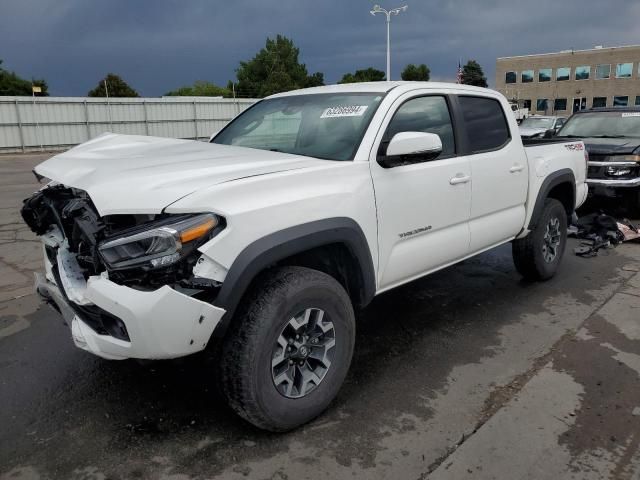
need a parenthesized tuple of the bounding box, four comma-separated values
(556, 107, 640, 213)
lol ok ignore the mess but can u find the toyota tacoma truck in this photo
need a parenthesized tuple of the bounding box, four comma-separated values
(21, 82, 588, 431)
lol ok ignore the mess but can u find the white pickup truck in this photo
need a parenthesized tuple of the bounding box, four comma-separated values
(22, 82, 588, 431)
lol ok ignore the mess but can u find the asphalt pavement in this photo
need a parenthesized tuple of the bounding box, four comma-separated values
(1, 153, 640, 480)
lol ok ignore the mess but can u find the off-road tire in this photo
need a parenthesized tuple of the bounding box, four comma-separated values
(512, 198, 568, 281)
(220, 266, 355, 432)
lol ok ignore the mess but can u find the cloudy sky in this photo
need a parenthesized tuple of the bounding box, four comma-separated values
(1, 0, 639, 97)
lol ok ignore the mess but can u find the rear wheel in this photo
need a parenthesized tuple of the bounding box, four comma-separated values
(220, 266, 355, 432)
(513, 198, 568, 281)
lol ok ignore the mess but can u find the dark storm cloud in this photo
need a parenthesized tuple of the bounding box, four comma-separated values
(1, 0, 639, 96)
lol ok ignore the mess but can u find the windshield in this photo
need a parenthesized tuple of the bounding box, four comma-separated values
(520, 117, 554, 129)
(212, 93, 385, 161)
(557, 111, 640, 138)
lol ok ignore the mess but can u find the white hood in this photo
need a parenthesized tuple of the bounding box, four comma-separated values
(518, 127, 546, 138)
(35, 133, 331, 215)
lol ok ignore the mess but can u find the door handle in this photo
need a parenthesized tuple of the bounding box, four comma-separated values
(449, 174, 471, 185)
(509, 164, 525, 173)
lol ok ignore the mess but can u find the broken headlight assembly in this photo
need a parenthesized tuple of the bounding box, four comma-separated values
(98, 213, 220, 271)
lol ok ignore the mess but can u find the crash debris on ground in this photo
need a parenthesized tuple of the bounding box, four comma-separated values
(570, 212, 640, 258)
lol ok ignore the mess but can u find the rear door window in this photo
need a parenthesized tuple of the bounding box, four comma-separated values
(458, 96, 511, 153)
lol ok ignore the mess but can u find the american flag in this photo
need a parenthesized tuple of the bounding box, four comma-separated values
(456, 60, 463, 84)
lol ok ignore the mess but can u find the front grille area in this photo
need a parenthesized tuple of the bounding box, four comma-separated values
(588, 155, 640, 181)
(588, 165, 606, 180)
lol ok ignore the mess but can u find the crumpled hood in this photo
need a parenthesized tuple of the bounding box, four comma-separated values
(518, 127, 547, 138)
(35, 133, 330, 215)
(581, 137, 640, 156)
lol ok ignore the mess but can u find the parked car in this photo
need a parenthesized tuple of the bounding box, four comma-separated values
(556, 107, 640, 213)
(21, 82, 588, 432)
(519, 115, 567, 138)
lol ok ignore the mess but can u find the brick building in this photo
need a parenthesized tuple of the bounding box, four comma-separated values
(495, 45, 640, 115)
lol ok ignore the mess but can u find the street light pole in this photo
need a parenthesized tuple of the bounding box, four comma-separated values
(386, 13, 391, 80)
(370, 4, 408, 81)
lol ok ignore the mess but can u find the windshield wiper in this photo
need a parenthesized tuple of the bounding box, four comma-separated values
(556, 134, 582, 138)
(589, 135, 627, 139)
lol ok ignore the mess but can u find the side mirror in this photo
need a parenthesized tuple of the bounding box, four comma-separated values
(543, 129, 556, 139)
(378, 132, 443, 168)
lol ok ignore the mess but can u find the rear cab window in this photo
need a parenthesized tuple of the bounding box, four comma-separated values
(458, 96, 511, 153)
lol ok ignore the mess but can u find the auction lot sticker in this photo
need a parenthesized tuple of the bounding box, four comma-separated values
(622, 112, 640, 117)
(321, 105, 369, 118)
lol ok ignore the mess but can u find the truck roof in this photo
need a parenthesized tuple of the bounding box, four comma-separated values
(580, 106, 640, 114)
(268, 81, 496, 98)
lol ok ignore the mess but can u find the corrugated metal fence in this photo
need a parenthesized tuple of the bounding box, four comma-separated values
(0, 96, 258, 153)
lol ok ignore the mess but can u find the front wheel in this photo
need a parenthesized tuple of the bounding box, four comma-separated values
(220, 266, 355, 432)
(512, 198, 568, 281)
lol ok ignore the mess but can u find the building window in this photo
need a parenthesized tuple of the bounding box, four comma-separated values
(522, 99, 532, 110)
(536, 99, 548, 112)
(521, 70, 534, 83)
(616, 63, 633, 78)
(554, 98, 567, 111)
(636, 96, 640, 106)
(556, 67, 570, 81)
(575, 66, 590, 80)
(505, 71, 517, 84)
(592, 97, 607, 108)
(538, 69, 552, 82)
(595, 64, 611, 79)
(613, 96, 629, 107)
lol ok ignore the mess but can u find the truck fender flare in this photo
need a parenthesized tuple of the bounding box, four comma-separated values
(528, 168, 576, 230)
(212, 217, 376, 336)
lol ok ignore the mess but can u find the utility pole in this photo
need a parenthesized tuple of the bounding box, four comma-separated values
(104, 79, 113, 128)
(32, 84, 43, 151)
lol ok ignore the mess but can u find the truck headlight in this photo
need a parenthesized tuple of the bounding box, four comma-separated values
(98, 214, 219, 270)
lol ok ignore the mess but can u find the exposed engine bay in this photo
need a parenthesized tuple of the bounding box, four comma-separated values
(21, 184, 222, 294)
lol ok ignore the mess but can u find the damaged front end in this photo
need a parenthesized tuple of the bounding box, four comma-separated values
(22, 184, 224, 291)
(21, 184, 227, 360)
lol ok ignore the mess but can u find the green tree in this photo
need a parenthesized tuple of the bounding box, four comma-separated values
(401, 63, 430, 81)
(338, 68, 386, 84)
(165, 80, 231, 97)
(88, 73, 139, 97)
(233, 35, 324, 97)
(461, 60, 488, 88)
(306, 71, 325, 88)
(0, 60, 49, 96)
